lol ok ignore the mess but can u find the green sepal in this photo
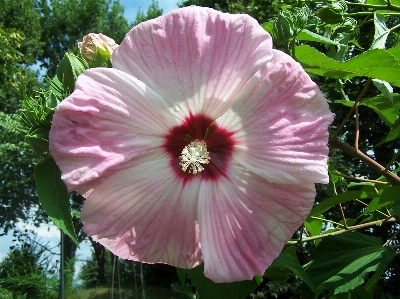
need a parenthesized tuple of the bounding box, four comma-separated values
(91, 47, 112, 68)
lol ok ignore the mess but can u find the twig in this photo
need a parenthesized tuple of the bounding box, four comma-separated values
(333, 172, 390, 185)
(288, 217, 397, 244)
(355, 199, 390, 218)
(339, 203, 348, 228)
(330, 139, 400, 186)
(355, 105, 359, 150)
(332, 79, 371, 140)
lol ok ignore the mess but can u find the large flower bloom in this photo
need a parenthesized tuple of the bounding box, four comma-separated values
(49, 6, 334, 283)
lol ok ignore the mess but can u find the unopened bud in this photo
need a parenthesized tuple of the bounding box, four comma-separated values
(78, 33, 118, 64)
(316, 1, 347, 25)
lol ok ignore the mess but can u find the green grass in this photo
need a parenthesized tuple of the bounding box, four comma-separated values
(73, 286, 189, 299)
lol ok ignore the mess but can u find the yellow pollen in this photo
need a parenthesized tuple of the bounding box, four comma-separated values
(179, 140, 211, 174)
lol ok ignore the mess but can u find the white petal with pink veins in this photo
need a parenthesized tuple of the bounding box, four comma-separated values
(198, 161, 316, 282)
(112, 6, 272, 122)
(218, 49, 334, 185)
(50, 68, 176, 195)
(82, 157, 203, 269)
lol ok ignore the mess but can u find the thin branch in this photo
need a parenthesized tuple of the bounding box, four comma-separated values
(355, 199, 390, 218)
(288, 217, 397, 244)
(332, 79, 371, 141)
(330, 138, 400, 186)
(333, 172, 390, 185)
(355, 105, 359, 150)
(339, 203, 348, 228)
(345, 1, 400, 12)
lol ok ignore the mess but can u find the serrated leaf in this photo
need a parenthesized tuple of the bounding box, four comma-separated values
(296, 45, 400, 87)
(297, 29, 344, 46)
(307, 232, 395, 294)
(34, 157, 78, 244)
(56, 53, 88, 93)
(371, 13, 390, 49)
(177, 265, 258, 299)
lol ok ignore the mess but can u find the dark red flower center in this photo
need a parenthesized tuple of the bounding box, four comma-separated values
(163, 113, 235, 183)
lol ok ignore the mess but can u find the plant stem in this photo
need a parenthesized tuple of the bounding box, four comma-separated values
(288, 217, 397, 244)
(331, 78, 371, 141)
(330, 138, 400, 186)
(333, 172, 390, 185)
(345, 1, 400, 12)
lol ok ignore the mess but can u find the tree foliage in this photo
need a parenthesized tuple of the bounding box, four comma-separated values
(36, 0, 130, 76)
(0, 241, 58, 299)
(133, 0, 164, 26)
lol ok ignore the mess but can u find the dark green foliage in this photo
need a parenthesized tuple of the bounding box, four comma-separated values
(0, 241, 58, 299)
(36, 0, 130, 76)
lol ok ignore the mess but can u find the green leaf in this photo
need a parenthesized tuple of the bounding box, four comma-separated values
(335, 94, 400, 126)
(377, 117, 400, 145)
(272, 253, 316, 292)
(331, 285, 373, 299)
(304, 215, 323, 236)
(372, 79, 393, 104)
(295, 45, 400, 87)
(56, 53, 88, 93)
(370, 13, 390, 49)
(390, 189, 400, 216)
(177, 265, 258, 299)
(310, 190, 377, 217)
(34, 157, 78, 244)
(91, 47, 112, 68)
(307, 232, 395, 294)
(296, 29, 344, 46)
(359, 186, 399, 216)
(364, 263, 387, 295)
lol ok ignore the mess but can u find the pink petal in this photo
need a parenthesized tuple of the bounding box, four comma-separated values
(218, 49, 334, 184)
(49, 68, 176, 196)
(81, 157, 203, 268)
(198, 161, 316, 282)
(112, 6, 272, 122)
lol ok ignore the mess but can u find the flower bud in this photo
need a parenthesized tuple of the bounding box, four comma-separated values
(316, 1, 347, 25)
(78, 33, 118, 64)
(274, 11, 295, 44)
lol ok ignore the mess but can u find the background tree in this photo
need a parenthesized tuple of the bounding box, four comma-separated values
(36, 0, 130, 77)
(0, 240, 58, 298)
(133, 0, 163, 26)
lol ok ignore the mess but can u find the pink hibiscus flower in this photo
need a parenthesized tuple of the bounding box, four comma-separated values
(49, 6, 334, 283)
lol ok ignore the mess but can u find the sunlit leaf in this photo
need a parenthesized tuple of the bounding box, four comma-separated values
(370, 13, 390, 49)
(307, 232, 395, 294)
(296, 45, 400, 87)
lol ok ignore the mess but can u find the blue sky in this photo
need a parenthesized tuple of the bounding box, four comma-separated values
(119, 0, 179, 23)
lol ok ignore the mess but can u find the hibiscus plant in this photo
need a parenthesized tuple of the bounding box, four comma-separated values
(18, 2, 400, 299)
